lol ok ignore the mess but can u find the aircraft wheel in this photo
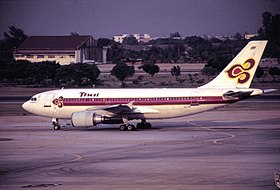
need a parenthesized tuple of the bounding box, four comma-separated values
(119, 125, 127, 131)
(53, 125, 61, 130)
(137, 123, 143, 129)
(137, 122, 152, 129)
(127, 124, 135, 131)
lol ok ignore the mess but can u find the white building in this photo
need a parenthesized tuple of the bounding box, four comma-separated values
(244, 34, 258, 40)
(113, 33, 151, 43)
(113, 34, 129, 43)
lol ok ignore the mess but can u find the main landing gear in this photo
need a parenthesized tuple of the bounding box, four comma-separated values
(119, 120, 152, 131)
(119, 124, 136, 131)
(52, 118, 61, 130)
(136, 120, 152, 129)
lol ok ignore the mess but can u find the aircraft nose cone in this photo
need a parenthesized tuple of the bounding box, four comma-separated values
(22, 101, 31, 112)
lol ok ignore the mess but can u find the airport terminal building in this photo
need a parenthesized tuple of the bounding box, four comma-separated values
(14, 36, 102, 65)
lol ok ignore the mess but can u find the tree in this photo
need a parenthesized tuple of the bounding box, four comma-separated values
(107, 44, 125, 63)
(97, 38, 113, 47)
(258, 12, 280, 58)
(255, 66, 264, 80)
(170, 32, 181, 39)
(27, 61, 60, 84)
(123, 35, 138, 45)
(0, 60, 63, 85)
(1, 26, 27, 61)
(205, 57, 230, 72)
(72, 63, 101, 85)
(268, 67, 280, 81)
(141, 63, 160, 77)
(111, 63, 135, 86)
(171, 66, 181, 77)
(70, 32, 79, 36)
(4, 26, 27, 49)
(173, 42, 186, 60)
(201, 66, 218, 78)
(234, 32, 243, 40)
(55, 63, 100, 86)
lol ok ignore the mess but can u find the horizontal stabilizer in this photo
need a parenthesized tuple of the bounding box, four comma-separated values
(223, 90, 253, 100)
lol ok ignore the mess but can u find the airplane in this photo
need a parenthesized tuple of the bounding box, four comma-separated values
(22, 40, 274, 131)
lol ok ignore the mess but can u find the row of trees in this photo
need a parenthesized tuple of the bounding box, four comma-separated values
(110, 63, 160, 86)
(1, 59, 279, 87)
(102, 33, 278, 69)
(101, 36, 245, 65)
(111, 62, 280, 87)
(0, 57, 162, 87)
(0, 60, 100, 86)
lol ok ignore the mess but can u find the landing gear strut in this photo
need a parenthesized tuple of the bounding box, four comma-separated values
(136, 120, 152, 129)
(52, 118, 61, 130)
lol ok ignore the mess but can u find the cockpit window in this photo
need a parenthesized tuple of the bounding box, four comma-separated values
(30, 97, 37, 101)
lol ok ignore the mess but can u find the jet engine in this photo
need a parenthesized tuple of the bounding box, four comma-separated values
(71, 111, 123, 128)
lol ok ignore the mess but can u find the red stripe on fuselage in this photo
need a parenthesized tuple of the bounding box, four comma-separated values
(61, 96, 238, 106)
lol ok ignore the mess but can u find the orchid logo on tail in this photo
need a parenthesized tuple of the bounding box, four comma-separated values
(226, 58, 255, 84)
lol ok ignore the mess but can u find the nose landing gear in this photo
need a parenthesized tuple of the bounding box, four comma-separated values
(53, 125, 61, 130)
(52, 118, 61, 130)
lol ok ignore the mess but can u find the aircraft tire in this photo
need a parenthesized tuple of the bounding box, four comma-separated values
(119, 125, 127, 131)
(53, 125, 61, 130)
(127, 125, 135, 131)
(136, 123, 143, 129)
(137, 122, 152, 129)
(146, 123, 152, 129)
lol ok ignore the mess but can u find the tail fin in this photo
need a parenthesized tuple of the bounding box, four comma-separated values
(200, 40, 268, 89)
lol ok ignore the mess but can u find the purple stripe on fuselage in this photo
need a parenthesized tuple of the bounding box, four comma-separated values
(62, 96, 238, 106)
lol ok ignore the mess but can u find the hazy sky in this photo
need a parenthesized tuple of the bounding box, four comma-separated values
(0, 0, 279, 39)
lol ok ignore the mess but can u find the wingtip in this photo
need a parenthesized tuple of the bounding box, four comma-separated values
(263, 89, 278, 93)
(127, 101, 135, 109)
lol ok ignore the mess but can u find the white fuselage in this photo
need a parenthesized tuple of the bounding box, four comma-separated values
(22, 87, 262, 121)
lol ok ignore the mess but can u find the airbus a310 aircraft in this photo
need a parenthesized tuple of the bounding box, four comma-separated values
(22, 41, 273, 131)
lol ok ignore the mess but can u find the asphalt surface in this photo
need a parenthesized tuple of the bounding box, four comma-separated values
(0, 98, 280, 190)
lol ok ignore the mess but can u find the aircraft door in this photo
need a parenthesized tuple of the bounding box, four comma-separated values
(191, 91, 199, 106)
(44, 93, 55, 108)
(106, 98, 111, 106)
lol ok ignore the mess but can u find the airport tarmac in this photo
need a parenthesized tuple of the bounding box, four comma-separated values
(0, 100, 280, 189)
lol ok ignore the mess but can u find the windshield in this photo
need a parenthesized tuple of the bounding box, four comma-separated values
(30, 97, 37, 102)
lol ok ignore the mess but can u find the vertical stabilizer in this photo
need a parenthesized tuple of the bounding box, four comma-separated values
(200, 41, 268, 89)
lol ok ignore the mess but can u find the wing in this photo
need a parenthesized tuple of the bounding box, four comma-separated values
(86, 101, 159, 117)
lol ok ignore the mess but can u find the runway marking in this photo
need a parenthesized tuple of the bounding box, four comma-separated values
(1, 154, 83, 175)
(40, 134, 81, 162)
(186, 120, 235, 145)
(70, 154, 82, 162)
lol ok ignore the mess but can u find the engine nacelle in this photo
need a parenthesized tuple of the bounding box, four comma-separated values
(71, 111, 123, 128)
